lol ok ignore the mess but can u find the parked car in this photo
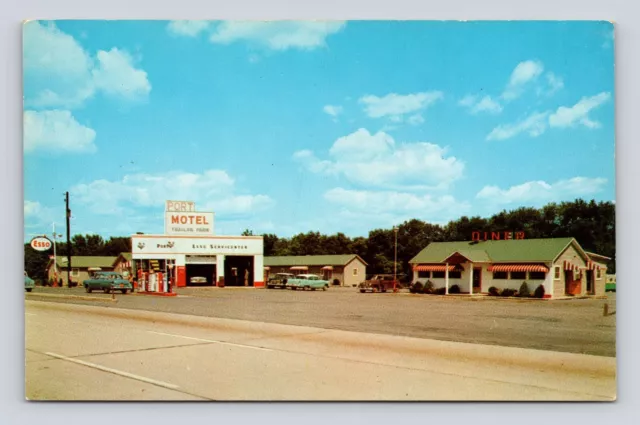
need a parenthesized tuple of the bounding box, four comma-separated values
(358, 274, 404, 293)
(24, 271, 34, 293)
(189, 276, 208, 285)
(267, 273, 294, 289)
(287, 274, 329, 291)
(83, 271, 133, 294)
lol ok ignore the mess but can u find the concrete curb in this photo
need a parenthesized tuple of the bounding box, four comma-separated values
(26, 299, 616, 378)
(25, 293, 118, 303)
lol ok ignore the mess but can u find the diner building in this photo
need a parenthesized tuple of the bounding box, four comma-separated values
(409, 237, 610, 298)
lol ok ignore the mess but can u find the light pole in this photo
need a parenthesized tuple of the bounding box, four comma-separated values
(393, 226, 399, 293)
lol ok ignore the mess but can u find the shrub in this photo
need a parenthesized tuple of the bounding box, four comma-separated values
(518, 282, 530, 298)
(410, 282, 423, 294)
(332, 279, 341, 286)
(488, 286, 499, 296)
(449, 284, 461, 294)
(533, 284, 546, 299)
(434, 287, 447, 295)
(501, 288, 517, 297)
(422, 280, 435, 294)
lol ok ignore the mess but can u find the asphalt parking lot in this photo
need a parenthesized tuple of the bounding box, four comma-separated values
(26, 286, 616, 357)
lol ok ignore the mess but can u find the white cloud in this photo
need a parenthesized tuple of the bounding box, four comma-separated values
(407, 114, 425, 125)
(23, 21, 151, 109)
(24, 110, 97, 153)
(293, 128, 464, 190)
(459, 94, 502, 115)
(323, 104, 343, 118)
(23, 21, 95, 109)
(544, 72, 564, 96)
(359, 91, 443, 121)
(502, 60, 544, 100)
(323, 188, 470, 225)
(486, 111, 549, 141)
(458, 95, 477, 107)
(71, 170, 274, 217)
(24, 200, 59, 233)
(548, 92, 611, 129)
(476, 177, 608, 206)
(209, 21, 345, 50)
(167, 20, 211, 37)
(91, 48, 151, 101)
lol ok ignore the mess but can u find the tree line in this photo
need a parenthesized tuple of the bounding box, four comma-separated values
(24, 199, 615, 281)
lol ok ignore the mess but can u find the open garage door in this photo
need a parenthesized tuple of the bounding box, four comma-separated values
(224, 256, 254, 287)
(186, 264, 216, 286)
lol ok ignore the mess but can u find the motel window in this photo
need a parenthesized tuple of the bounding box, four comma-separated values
(597, 269, 602, 279)
(71, 268, 79, 277)
(353, 268, 358, 276)
(529, 271, 546, 280)
(448, 271, 462, 279)
(493, 271, 508, 280)
(432, 271, 445, 278)
(417, 271, 430, 278)
(510, 271, 526, 280)
(554, 266, 561, 280)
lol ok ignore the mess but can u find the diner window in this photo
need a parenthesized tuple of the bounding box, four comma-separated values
(554, 266, 561, 280)
(71, 268, 79, 277)
(432, 271, 445, 278)
(448, 271, 462, 279)
(510, 271, 526, 280)
(529, 271, 546, 280)
(597, 269, 602, 279)
(493, 271, 508, 280)
(418, 271, 430, 278)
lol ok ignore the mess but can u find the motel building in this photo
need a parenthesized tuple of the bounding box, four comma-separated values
(131, 201, 264, 292)
(409, 236, 610, 299)
(263, 254, 368, 287)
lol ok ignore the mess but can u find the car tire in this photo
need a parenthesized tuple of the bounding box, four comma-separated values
(104, 288, 111, 294)
(322, 286, 327, 291)
(359, 289, 365, 293)
(85, 286, 92, 293)
(26, 288, 32, 292)
(121, 289, 127, 294)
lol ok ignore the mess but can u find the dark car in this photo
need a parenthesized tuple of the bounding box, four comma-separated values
(83, 271, 133, 294)
(358, 274, 405, 293)
(267, 273, 295, 289)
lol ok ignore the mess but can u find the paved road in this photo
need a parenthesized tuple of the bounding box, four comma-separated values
(26, 287, 617, 357)
(25, 300, 615, 401)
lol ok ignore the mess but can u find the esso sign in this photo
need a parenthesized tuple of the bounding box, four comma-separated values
(30, 236, 52, 252)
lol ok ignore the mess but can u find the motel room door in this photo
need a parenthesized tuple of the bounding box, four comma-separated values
(472, 268, 482, 294)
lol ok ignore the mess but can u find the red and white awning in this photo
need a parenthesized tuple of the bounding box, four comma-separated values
(264, 266, 271, 270)
(586, 260, 601, 271)
(413, 265, 457, 272)
(322, 266, 334, 270)
(488, 264, 549, 273)
(290, 266, 308, 271)
(563, 260, 581, 271)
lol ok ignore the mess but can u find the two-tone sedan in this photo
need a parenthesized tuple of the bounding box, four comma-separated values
(287, 274, 329, 291)
(83, 271, 133, 294)
(267, 273, 294, 289)
(24, 271, 34, 293)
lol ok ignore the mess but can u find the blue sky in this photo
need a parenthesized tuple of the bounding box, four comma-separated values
(23, 20, 615, 240)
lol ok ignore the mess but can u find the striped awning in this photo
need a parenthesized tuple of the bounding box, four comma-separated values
(488, 264, 549, 273)
(290, 266, 308, 271)
(563, 260, 581, 271)
(413, 265, 456, 272)
(586, 260, 601, 271)
(264, 266, 271, 270)
(322, 266, 334, 270)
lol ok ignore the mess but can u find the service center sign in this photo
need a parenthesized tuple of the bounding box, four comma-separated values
(30, 236, 52, 251)
(164, 212, 215, 235)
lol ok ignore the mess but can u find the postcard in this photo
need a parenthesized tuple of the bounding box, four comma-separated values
(24, 20, 616, 401)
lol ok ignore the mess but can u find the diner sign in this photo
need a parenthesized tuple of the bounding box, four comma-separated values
(472, 231, 525, 241)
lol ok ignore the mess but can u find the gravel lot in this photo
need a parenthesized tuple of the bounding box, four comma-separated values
(26, 286, 617, 357)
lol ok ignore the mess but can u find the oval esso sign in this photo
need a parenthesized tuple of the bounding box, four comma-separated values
(30, 236, 52, 251)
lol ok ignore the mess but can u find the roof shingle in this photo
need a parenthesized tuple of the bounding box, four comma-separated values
(264, 254, 367, 267)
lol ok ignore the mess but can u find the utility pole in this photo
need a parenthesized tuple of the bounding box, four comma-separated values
(65, 192, 72, 287)
(393, 226, 399, 292)
(52, 223, 59, 284)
